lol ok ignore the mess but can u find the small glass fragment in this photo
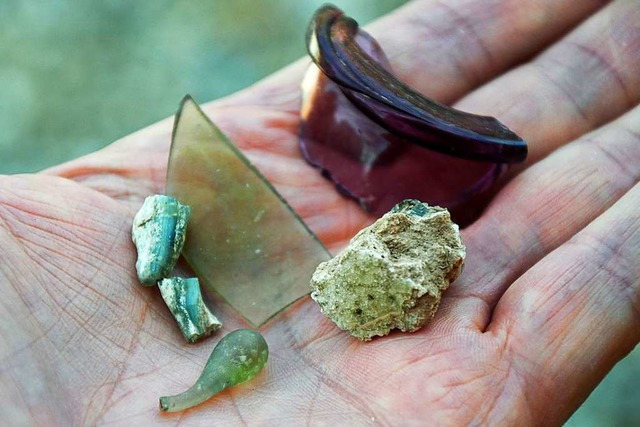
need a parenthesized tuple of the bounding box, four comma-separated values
(159, 328, 269, 412)
(166, 97, 331, 326)
(311, 199, 466, 340)
(158, 277, 222, 343)
(131, 195, 190, 285)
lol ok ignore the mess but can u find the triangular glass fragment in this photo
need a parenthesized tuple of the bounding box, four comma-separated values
(166, 97, 331, 326)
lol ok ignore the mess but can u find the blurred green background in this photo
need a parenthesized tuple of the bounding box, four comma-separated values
(0, 1, 637, 424)
(0, 0, 410, 173)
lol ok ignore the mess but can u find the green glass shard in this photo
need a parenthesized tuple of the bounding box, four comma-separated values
(166, 96, 331, 326)
(159, 328, 268, 412)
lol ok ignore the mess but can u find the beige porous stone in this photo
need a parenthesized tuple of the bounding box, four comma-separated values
(310, 199, 466, 340)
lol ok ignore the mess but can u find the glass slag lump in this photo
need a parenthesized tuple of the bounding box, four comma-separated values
(310, 199, 466, 340)
(159, 277, 222, 343)
(132, 195, 221, 343)
(132, 195, 190, 285)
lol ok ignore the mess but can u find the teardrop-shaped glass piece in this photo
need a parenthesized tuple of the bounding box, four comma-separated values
(166, 97, 331, 326)
(159, 328, 268, 412)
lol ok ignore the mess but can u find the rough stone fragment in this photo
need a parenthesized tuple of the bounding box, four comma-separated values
(131, 195, 190, 285)
(310, 199, 466, 340)
(158, 277, 222, 343)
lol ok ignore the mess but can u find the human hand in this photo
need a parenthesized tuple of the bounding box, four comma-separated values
(1, 0, 639, 424)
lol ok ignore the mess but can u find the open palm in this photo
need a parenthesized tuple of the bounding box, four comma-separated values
(1, 1, 639, 425)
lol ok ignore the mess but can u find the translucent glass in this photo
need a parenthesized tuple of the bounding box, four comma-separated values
(166, 97, 330, 326)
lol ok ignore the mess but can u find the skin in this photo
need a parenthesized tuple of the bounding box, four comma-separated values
(0, 0, 639, 425)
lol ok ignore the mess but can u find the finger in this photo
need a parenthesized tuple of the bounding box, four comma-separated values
(368, 0, 610, 103)
(488, 182, 640, 425)
(230, 0, 610, 109)
(46, 0, 609, 188)
(44, 0, 614, 252)
(457, 0, 640, 165)
(448, 104, 640, 328)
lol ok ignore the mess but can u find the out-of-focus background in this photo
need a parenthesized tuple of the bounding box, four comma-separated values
(0, 1, 637, 424)
(0, 0, 407, 173)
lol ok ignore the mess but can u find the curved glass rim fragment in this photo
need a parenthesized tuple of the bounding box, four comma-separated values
(166, 96, 331, 326)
